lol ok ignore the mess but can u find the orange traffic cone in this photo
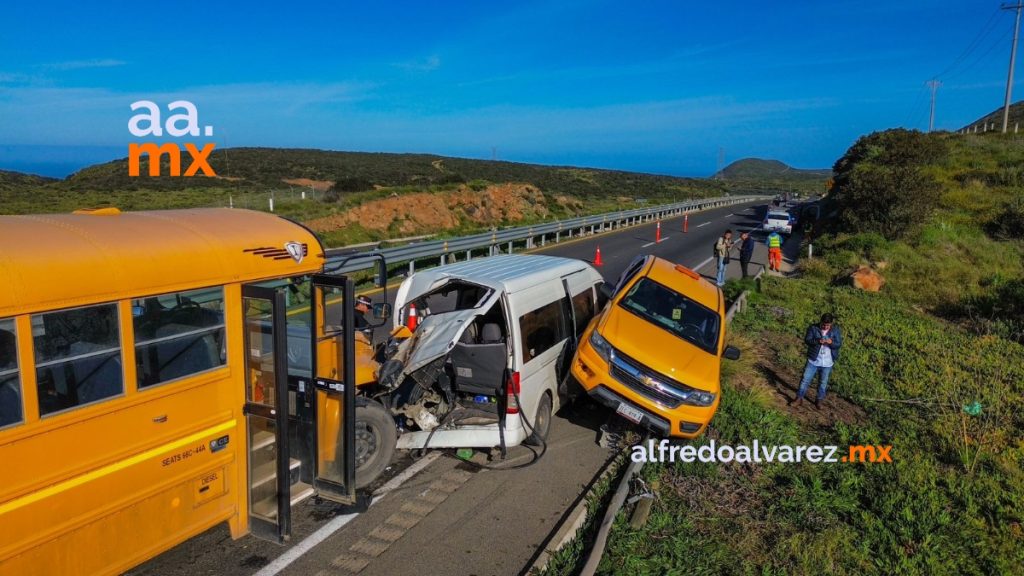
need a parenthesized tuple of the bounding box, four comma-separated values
(406, 302, 419, 330)
(683, 213, 689, 233)
(594, 246, 604, 266)
(656, 220, 662, 243)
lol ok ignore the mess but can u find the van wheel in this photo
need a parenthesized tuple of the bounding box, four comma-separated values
(525, 393, 552, 446)
(355, 400, 397, 489)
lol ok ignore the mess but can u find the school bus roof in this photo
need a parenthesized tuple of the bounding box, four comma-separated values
(0, 208, 325, 316)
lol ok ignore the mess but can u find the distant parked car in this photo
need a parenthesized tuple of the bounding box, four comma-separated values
(762, 210, 793, 235)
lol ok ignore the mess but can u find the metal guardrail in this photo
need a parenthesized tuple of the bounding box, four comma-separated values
(324, 194, 766, 274)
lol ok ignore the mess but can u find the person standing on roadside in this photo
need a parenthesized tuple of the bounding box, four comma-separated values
(790, 313, 843, 409)
(739, 231, 755, 279)
(766, 230, 783, 272)
(714, 229, 733, 287)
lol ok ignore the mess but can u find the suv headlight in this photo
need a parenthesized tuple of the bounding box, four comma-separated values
(589, 330, 613, 363)
(682, 390, 716, 407)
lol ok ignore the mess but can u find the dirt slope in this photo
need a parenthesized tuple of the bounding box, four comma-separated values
(306, 183, 558, 236)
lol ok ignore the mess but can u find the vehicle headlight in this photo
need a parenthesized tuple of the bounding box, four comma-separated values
(589, 330, 613, 363)
(682, 390, 716, 407)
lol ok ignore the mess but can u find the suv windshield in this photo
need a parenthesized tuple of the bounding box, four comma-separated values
(617, 277, 720, 353)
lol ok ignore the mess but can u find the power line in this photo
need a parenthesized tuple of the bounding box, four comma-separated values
(912, 86, 932, 130)
(934, 7, 1003, 80)
(943, 25, 1013, 82)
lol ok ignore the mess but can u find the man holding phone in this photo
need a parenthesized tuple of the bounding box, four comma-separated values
(790, 313, 843, 409)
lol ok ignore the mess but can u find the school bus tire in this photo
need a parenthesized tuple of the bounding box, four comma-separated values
(354, 399, 398, 489)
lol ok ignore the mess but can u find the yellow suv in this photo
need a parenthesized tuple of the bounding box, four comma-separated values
(572, 255, 740, 438)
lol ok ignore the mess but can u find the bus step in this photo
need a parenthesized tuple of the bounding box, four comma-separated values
(251, 430, 276, 452)
(252, 482, 315, 519)
(251, 458, 302, 492)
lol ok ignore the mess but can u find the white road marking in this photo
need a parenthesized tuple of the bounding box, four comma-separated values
(253, 451, 443, 576)
(696, 222, 710, 228)
(693, 256, 714, 273)
(641, 236, 671, 248)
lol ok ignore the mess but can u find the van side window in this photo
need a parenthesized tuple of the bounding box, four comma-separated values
(34, 303, 123, 416)
(0, 318, 22, 429)
(519, 298, 568, 363)
(571, 288, 596, 336)
(133, 287, 227, 388)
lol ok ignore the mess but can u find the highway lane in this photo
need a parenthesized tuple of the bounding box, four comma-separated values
(130, 199, 769, 576)
(530, 200, 769, 283)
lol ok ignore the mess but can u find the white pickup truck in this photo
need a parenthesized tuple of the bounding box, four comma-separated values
(762, 210, 793, 235)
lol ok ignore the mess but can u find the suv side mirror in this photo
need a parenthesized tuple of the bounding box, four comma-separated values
(723, 345, 741, 360)
(598, 283, 614, 302)
(373, 303, 392, 320)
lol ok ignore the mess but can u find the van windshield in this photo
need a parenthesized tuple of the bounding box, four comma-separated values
(413, 280, 493, 315)
(617, 278, 719, 353)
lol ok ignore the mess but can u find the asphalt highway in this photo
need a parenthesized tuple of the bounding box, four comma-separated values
(130, 199, 774, 576)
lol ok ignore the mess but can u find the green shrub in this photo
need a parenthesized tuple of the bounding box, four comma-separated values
(986, 195, 1024, 240)
(831, 130, 947, 240)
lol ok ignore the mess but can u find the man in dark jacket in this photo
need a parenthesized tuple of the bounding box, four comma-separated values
(738, 231, 755, 278)
(789, 313, 843, 409)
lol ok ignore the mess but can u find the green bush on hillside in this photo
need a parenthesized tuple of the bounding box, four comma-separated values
(986, 195, 1024, 240)
(831, 129, 946, 240)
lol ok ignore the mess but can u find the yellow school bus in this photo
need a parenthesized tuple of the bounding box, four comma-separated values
(0, 207, 375, 575)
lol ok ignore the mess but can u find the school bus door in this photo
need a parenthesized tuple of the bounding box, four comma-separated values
(241, 276, 357, 544)
(241, 285, 294, 543)
(309, 274, 357, 505)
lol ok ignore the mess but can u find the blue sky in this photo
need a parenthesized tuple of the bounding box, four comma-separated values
(1, 0, 1021, 177)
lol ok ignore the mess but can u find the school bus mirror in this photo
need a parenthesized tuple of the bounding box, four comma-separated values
(373, 303, 392, 320)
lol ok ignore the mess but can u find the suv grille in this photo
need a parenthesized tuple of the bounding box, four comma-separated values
(609, 350, 685, 408)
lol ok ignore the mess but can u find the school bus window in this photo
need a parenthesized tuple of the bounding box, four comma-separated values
(133, 287, 227, 388)
(34, 303, 123, 417)
(0, 318, 22, 428)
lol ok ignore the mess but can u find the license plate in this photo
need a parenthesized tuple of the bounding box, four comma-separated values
(616, 402, 644, 424)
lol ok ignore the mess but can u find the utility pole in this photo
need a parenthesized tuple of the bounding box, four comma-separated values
(1002, 1, 1023, 133)
(927, 79, 942, 132)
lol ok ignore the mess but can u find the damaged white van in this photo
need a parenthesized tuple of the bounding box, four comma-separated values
(374, 254, 605, 456)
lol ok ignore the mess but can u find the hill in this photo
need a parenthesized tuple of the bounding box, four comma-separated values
(714, 157, 831, 195)
(61, 147, 727, 200)
(960, 100, 1024, 133)
(0, 147, 745, 246)
(0, 169, 57, 192)
(716, 157, 830, 179)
